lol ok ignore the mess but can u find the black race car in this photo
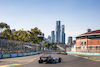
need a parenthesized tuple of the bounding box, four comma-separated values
(38, 55, 62, 64)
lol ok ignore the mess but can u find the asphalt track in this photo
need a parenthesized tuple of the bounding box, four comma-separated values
(14, 52, 100, 67)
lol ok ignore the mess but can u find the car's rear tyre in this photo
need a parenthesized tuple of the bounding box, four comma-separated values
(58, 58, 62, 62)
(38, 60, 43, 63)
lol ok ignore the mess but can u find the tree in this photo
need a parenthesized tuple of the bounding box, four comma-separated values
(0, 22, 10, 33)
(1, 24, 43, 44)
(51, 44, 57, 50)
(1, 29, 12, 39)
(28, 27, 43, 43)
(12, 30, 29, 42)
(44, 42, 52, 49)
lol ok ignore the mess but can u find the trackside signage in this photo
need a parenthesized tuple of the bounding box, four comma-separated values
(0, 54, 2, 59)
(2, 54, 10, 58)
(27, 53, 30, 56)
(23, 53, 27, 56)
(11, 54, 18, 58)
(18, 53, 23, 57)
(35, 52, 40, 54)
(30, 52, 33, 55)
(0, 51, 42, 59)
(33, 52, 36, 55)
(35, 52, 37, 54)
(37, 52, 40, 54)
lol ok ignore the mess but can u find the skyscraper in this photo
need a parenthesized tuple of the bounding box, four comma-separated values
(56, 21, 61, 43)
(48, 35, 51, 43)
(68, 36, 73, 45)
(72, 40, 76, 45)
(51, 31, 55, 43)
(61, 25, 65, 44)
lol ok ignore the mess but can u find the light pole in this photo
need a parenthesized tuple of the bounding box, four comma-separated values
(37, 34, 45, 52)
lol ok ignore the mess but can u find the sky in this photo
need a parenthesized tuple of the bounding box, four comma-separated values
(0, 0, 100, 43)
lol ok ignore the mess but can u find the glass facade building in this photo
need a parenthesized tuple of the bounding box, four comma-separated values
(68, 36, 73, 45)
(56, 21, 61, 43)
(62, 25, 65, 44)
(51, 31, 55, 43)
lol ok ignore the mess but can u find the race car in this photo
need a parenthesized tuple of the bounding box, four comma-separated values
(38, 55, 62, 64)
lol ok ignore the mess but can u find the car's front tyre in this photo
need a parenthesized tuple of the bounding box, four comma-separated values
(38, 60, 43, 63)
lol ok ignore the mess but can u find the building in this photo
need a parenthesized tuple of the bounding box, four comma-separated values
(56, 21, 61, 43)
(11, 29, 16, 33)
(76, 29, 100, 53)
(72, 40, 76, 45)
(68, 36, 73, 45)
(51, 31, 55, 43)
(54, 35, 56, 43)
(61, 25, 65, 44)
(47, 35, 51, 43)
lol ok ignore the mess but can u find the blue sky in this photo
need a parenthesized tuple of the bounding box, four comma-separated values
(0, 0, 100, 43)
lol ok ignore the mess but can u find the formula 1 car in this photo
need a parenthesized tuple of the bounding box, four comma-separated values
(38, 55, 62, 64)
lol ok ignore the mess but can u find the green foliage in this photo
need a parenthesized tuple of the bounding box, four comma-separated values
(43, 42, 57, 50)
(43, 42, 52, 49)
(1, 23, 43, 44)
(51, 44, 57, 50)
(1, 29, 12, 39)
(0, 22, 10, 28)
(28, 27, 43, 43)
(12, 30, 29, 42)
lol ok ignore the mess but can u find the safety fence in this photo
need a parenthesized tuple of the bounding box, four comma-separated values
(43, 49, 65, 52)
(0, 38, 43, 54)
(67, 52, 100, 55)
(0, 51, 43, 59)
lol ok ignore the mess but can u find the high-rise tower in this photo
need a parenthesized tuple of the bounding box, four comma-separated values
(56, 21, 61, 43)
(62, 25, 65, 44)
(51, 31, 55, 43)
(68, 36, 73, 45)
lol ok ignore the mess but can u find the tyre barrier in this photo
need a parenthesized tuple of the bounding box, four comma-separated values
(0, 51, 43, 59)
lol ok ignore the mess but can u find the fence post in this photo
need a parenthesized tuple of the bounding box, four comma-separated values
(22, 42, 24, 53)
(21, 42, 23, 53)
(1, 40, 2, 54)
(1, 39, 5, 54)
(16, 41, 18, 53)
(7, 40, 9, 53)
(12, 41, 14, 53)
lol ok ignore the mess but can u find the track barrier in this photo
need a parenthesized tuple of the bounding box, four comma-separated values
(0, 51, 43, 59)
(67, 52, 100, 55)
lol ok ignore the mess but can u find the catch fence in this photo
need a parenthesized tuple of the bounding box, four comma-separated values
(0, 38, 43, 54)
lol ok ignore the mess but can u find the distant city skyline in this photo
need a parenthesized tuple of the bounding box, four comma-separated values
(0, 0, 100, 43)
(50, 21, 66, 44)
